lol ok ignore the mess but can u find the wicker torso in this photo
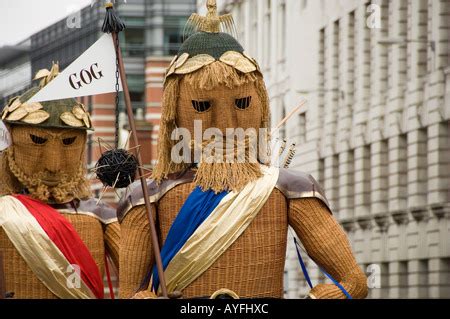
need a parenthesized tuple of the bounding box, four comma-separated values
(157, 182, 288, 298)
(0, 213, 105, 299)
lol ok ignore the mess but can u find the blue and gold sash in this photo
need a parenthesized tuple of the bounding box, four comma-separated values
(152, 165, 279, 293)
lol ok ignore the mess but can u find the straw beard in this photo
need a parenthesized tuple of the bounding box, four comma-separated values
(190, 136, 264, 193)
(5, 149, 90, 203)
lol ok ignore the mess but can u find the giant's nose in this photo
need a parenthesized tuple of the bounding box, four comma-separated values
(42, 139, 62, 173)
(211, 100, 237, 132)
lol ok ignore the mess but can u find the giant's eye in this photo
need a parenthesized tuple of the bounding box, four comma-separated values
(62, 137, 77, 145)
(235, 96, 252, 110)
(30, 134, 47, 145)
(192, 100, 212, 113)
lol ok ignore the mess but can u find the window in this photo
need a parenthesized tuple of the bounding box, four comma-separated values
(407, 128, 428, 205)
(333, 20, 339, 102)
(124, 29, 144, 44)
(124, 29, 145, 57)
(263, 0, 271, 68)
(417, 0, 428, 78)
(339, 150, 354, 219)
(278, 1, 286, 61)
(390, 0, 407, 90)
(347, 11, 355, 106)
(418, 260, 429, 298)
(318, 158, 325, 189)
(164, 16, 188, 55)
(279, 102, 286, 139)
(398, 261, 408, 298)
(379, 3, 388, 97)
(123, 17, 145, 28)
(389, 134, 408, 210)
(376, 140, 389, 213)
(298, 112, 306, 143)
(250, 0, 258, 57)
(325, 155, 340, 214)
(357, 145, 371, 216)
(318, 28, 325, 138)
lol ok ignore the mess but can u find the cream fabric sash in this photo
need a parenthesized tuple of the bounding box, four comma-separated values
(0, 195, 95, 299)
(162, 165, 279, 293)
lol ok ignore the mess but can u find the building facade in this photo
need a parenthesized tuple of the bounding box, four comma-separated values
(0, 39, 32, 106)
(220, 0, 450, 298)
(0, 0, 196, 201)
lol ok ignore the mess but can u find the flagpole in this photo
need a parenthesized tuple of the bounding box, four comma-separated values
(103, 3, 168, 298)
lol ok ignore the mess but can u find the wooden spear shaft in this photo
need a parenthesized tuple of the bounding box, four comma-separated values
(111, 32, 168, 298)
(271, 99, 307, 136)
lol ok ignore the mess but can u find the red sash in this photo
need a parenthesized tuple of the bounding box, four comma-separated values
(13, 195, 104, 299)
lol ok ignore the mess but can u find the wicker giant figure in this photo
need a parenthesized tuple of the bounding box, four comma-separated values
(118, 0, 368, 299)
(0, 65, 119, 299)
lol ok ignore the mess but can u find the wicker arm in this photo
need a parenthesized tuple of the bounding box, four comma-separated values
(288, 197, 368, 299)
(119, 204, 155, 298)
(103, 221, 120, 269)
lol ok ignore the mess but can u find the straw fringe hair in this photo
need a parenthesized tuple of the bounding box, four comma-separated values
(151, 77, 190, 182)
(182, 61, 258, 91)
(0, 152, 21, 196)
(152, 61, 271, 191)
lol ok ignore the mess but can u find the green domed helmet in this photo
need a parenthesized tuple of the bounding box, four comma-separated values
(164, 0, 260, 80)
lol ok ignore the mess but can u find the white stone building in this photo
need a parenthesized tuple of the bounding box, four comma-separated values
(199, 0, 450, 298)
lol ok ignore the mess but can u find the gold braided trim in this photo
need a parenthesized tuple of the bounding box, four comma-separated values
(6, 148, 90, 204)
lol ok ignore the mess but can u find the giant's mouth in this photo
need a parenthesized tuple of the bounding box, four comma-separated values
(41, 176, 61, 187)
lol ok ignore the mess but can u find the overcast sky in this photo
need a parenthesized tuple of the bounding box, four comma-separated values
(0, 0, 92, 46)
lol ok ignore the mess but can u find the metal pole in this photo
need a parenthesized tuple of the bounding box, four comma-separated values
(111, 32, 168, 298)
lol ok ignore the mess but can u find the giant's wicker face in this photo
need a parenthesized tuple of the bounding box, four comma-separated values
(7, 125, 87, 202)
(11, 126, 86, 182)
(176, 80, 262, 136)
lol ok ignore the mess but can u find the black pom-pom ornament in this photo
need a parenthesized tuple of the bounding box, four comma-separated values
(95, 149, 137, 188)
(102, 2, 126, 34)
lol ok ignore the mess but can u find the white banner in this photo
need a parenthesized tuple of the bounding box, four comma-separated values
(28, 34, 122, 103)
(0, 120, 12, 151)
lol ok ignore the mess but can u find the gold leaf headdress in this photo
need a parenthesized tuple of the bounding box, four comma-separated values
(184, 0, 237, 39)
(33, 62, 60, 88)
